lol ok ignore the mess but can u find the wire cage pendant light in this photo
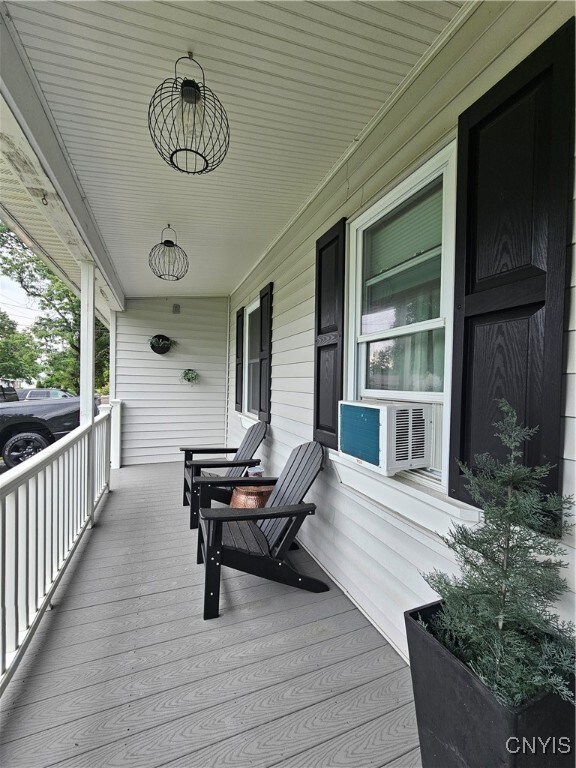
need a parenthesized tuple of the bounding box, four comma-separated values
(148, 52, 230, 175)
(149, 225, 189, 281)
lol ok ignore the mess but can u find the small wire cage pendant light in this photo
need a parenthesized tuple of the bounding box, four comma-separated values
(149, 225, 189, 281)
(148, 52, 230, 175)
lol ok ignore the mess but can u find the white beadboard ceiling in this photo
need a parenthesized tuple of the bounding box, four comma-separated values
(4, 0, 464, 298)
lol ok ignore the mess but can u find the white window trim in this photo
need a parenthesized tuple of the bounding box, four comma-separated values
(345, 142, 457, 493)
(329, 451, 481, 530)
(241, 298, 260, 421)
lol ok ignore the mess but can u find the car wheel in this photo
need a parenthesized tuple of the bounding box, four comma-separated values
(2, 432, 50, 468)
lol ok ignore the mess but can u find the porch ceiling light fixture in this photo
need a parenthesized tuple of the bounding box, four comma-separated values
(148, 51, 230, 175)
(148, 225, 189, 281)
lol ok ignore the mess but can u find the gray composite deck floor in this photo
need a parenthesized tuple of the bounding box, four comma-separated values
(0, 462, 421, 768)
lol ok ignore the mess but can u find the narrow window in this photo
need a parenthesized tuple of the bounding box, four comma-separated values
(245, 303, 261, 416)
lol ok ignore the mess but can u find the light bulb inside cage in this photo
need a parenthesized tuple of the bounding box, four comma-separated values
(148, 54, 230, 175)
(179, 80, 205, 157)
(148, 226, 189, 281)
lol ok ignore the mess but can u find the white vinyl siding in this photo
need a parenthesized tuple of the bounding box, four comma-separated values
(225, 3, 575, 659)
(115, 297, 228, 466)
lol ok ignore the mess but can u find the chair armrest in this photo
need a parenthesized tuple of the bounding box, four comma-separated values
(192, 475, 278, 487)
(180, 446, 238, 453)
(200, 503, 316, 522)
(187, 458, 261, 470)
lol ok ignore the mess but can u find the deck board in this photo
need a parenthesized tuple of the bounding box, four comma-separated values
(0, 462, 420, 768)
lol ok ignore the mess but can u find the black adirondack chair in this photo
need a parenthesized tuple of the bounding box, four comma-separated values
(181, 420, 267, 529)
(195, 441, 329, 619)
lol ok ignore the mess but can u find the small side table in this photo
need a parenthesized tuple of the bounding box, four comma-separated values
(230, 485, 273, 508)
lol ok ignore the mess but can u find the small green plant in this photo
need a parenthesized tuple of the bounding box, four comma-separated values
(180, 368, 199, 385)
(424, 400, 574, 708)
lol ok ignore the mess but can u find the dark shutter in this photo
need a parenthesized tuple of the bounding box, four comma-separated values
(449, 20, 574, 507)
(234, 307, 244, 412)
(313, 218, 346, 449)
(258, 282, 273, 423)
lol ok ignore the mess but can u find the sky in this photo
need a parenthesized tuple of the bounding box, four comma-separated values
(0, 273, 41, 329)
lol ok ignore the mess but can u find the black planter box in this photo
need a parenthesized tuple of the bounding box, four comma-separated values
(405, 601, 575, 768)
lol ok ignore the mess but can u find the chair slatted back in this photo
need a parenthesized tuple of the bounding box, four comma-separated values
(258, 441, 324, 551)
(224, 420, 267, 478)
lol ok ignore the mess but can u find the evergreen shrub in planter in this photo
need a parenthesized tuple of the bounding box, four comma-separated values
(405, 402, 575, 768)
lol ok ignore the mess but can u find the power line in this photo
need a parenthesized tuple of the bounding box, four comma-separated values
(1, 300, 34, 312)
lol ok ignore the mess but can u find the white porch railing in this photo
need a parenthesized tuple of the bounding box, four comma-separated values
(0, 409, 111, 691)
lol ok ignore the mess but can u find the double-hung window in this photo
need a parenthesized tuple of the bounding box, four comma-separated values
(243, 300, 261, 417)
(236, 283, 272, 423)
(348, 144, 456, 485)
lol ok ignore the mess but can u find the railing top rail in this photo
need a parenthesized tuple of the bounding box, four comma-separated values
(0, 410, 110, 497)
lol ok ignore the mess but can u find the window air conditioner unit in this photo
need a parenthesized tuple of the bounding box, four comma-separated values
(338, 400, 433, 476)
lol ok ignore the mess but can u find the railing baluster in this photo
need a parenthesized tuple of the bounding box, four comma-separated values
(32, 474, 38, 613)
(95, 424, 99, 501)
(82, 435, 87, 523)
(46, 463, 52, 588)
(104, 417, 111, 492)
(66, 449, 71, 552)
(97, 422, 102, 498)
(62, 453, 67, 556)
(58, 455, 64, 569)
(1, 496, 7, 674)
(25, 479, 35, 622)
(53, 458, 59, 576)
(72, 442, 77, 535)
(76, 441, 81, 532)
(8, 490, 18, 655)
(38, 469, 46, 604)
(63, 453, 67, 558)
(82, 439, 85, 522)
(17, 484, 29, 632)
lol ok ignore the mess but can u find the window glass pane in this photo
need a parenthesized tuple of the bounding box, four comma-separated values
(248, 363, 259, 414)
(362, 181, 442, 335)
(247, 307, 261, 415)
(366, 328, 445, 392)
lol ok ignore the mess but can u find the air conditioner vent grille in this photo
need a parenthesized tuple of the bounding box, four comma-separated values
(395, 409, 410, 461)
(411, 408, 427, 459)
(394, 407, 427, 461)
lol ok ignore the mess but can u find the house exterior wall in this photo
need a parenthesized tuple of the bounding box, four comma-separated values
(225, 2, 576, 659)
(115, 297, 228, 466)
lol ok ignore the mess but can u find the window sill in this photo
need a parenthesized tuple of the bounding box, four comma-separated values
(328, 450, 481, 536)
(239, 413, 259, 430)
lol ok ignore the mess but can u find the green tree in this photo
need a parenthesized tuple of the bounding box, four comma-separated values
(0, 223, 109, 391)
(0, 309, 41, 381)
(0, 311, 17, 336)
(425, 401, 574, 707)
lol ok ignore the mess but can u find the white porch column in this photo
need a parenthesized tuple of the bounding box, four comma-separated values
(80, 261, 96, 423)
(80, 261, 95, 525)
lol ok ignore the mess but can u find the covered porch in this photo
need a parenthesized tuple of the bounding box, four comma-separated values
(0, 1, 574, 766)
(0, 461, 420, 768)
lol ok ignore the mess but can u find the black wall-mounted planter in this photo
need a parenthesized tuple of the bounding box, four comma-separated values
(405, 601, 575, 768)
(149, 334, 173, 355)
